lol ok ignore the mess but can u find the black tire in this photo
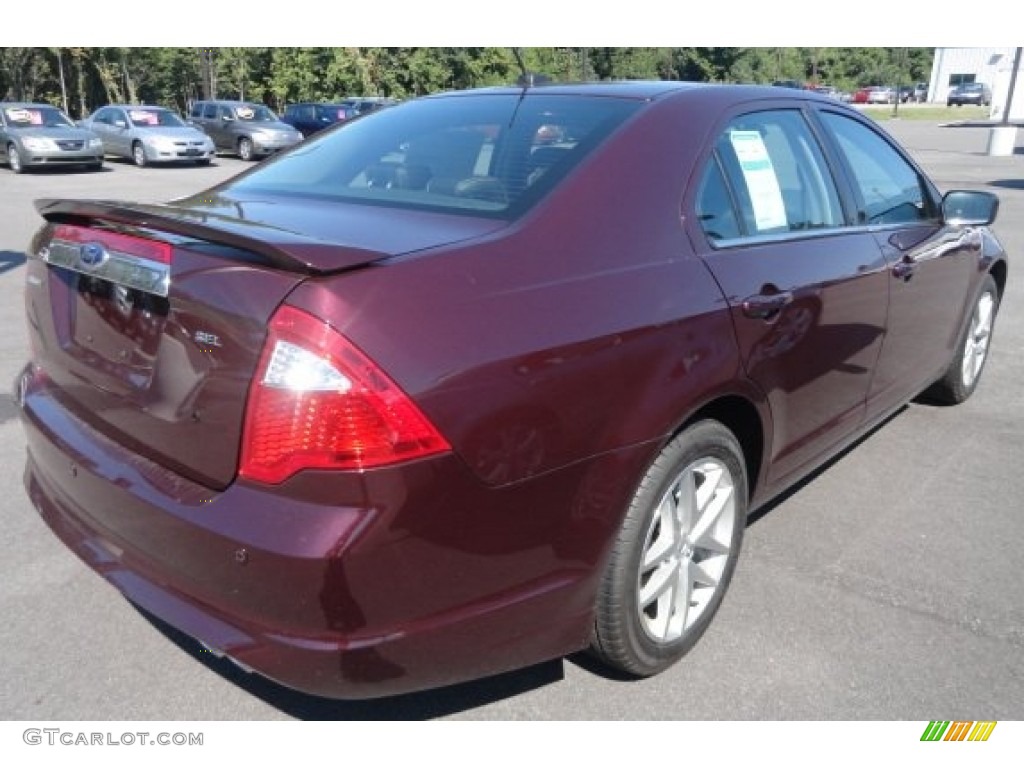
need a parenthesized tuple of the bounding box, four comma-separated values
(590, 420, 747, 677)
(926, 274, 1000, 405)
(132, 141, 147, 168)
(238, 137, 255, 161)
(87, 162, 102, 172)
(195, 158, 211, 167)
(8, 143, 24, 174)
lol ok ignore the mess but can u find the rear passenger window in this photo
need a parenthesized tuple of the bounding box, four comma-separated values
(700, 110, 843, 241)
(819, 112, 932, 225)
(696, 160, 741, 241)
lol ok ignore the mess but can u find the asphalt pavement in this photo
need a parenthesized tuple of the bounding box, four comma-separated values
(1, 125, 1022, 720)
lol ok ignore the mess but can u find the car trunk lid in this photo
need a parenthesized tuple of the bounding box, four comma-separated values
(26, 197, 503, 489)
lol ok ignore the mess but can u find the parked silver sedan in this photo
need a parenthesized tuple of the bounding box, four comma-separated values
(80, 105, 215, 167)
(1, 102, 104, 173)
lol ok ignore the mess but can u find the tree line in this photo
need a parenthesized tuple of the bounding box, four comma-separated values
(0, 47, 934, 118)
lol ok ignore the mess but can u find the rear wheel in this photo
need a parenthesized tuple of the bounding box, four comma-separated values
(132, 141, 147, 168)
(926, 274, 999, 404)
(238, 137, 254, 161)
(590, 420, 747, 676)
(8, 144, 24, 174)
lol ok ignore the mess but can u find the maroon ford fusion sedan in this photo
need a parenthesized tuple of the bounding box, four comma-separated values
(17, 82, 1007, 698)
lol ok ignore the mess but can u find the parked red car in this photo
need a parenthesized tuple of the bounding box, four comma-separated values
(17, 82, 1007, 698)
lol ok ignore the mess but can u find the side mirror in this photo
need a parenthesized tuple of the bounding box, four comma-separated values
(943, 190, 999, 226)
(221, 114, 234, 122)
(114, 120, 127, 129)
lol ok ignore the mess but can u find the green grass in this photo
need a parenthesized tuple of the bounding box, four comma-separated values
(858, 105, 990, 122)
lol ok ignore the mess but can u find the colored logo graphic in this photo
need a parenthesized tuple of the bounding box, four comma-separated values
(78, 242, 108, 269)
(921, 721, 997, 742)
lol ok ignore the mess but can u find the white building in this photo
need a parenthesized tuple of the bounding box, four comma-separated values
(928, 47, 1024, 120)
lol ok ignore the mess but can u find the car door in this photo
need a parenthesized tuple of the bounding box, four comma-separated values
(688, 106, 889, 490)
(106, 108, 132, 157)
(0, 110, 9, 162)
(86, 108, 113, 154)
(815, 110, 976, 419)
(197, 103, 222, 148)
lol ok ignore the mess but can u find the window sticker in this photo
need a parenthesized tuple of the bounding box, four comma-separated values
(129, 110, 158, 125)
(5, 108, 35, 124)
(729, 130, 788, 231)
(235, 107, 255, 120)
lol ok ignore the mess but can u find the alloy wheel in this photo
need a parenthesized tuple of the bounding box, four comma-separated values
(637, 457, 737, 643)
(962, 291, 995, 389)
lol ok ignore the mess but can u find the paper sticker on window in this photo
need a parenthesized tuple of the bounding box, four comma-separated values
(5, 108, 34, 124)
(129, 110, 158, 125)
(729, 130, 788, 231)
(235, 107, 255, 120)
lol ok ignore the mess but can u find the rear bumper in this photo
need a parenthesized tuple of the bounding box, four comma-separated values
(17, 364, 638, 698)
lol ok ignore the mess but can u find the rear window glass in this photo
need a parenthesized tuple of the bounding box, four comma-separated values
(225, 93, 641, 219)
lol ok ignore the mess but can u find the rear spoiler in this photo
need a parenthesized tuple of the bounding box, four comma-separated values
(34, 198, 384, 276)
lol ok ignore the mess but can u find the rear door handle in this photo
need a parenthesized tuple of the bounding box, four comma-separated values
(742, 291, 793, 319)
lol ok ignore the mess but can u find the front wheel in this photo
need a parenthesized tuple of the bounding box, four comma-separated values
(926, 274, 1000, 404)
(238, 137, 255, 161)
(132, 142, 147, 168)
(590, 420, 747, 677)
(8, 144, 24, 174)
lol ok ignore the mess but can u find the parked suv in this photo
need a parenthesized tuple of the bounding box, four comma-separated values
(281, 102, 357, 137)
(947, 82, 992, 107)
(189, 100, 303, 160)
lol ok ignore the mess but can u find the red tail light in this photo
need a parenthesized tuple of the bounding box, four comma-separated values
(239, 305, 450, 484)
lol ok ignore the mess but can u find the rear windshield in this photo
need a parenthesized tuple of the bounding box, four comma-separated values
(128, 108, 185, 127)
(225, 93, 641, 218)
(4, 106, 74, 128)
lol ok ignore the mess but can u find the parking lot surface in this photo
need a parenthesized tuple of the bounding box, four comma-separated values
(1, 126, 1023, 720)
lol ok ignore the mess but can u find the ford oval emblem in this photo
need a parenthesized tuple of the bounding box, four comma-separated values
(79, 242, 108, 269)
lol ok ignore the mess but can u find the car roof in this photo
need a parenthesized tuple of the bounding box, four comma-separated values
(101, 104, 175, 110)
(1, 102, 64, 109)
(434, 81, 709, 101)
(198, 100, 269, 107)
(420, 81, 846, 111)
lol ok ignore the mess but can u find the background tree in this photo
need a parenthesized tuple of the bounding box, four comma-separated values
(1, 47, 937, 117)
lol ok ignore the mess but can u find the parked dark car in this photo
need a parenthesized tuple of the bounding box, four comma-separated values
(189, 99, 303, 160)
(17, 82, 1007, 699)
(771, 79, 805, 90)
(341, 96, 398, 115)
(947, 82, 992, 107)
(1, 102, 104, 173)
(281, 102, 358, 137)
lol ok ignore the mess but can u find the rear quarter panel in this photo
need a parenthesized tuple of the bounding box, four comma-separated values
(285, 95, 757, 490)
